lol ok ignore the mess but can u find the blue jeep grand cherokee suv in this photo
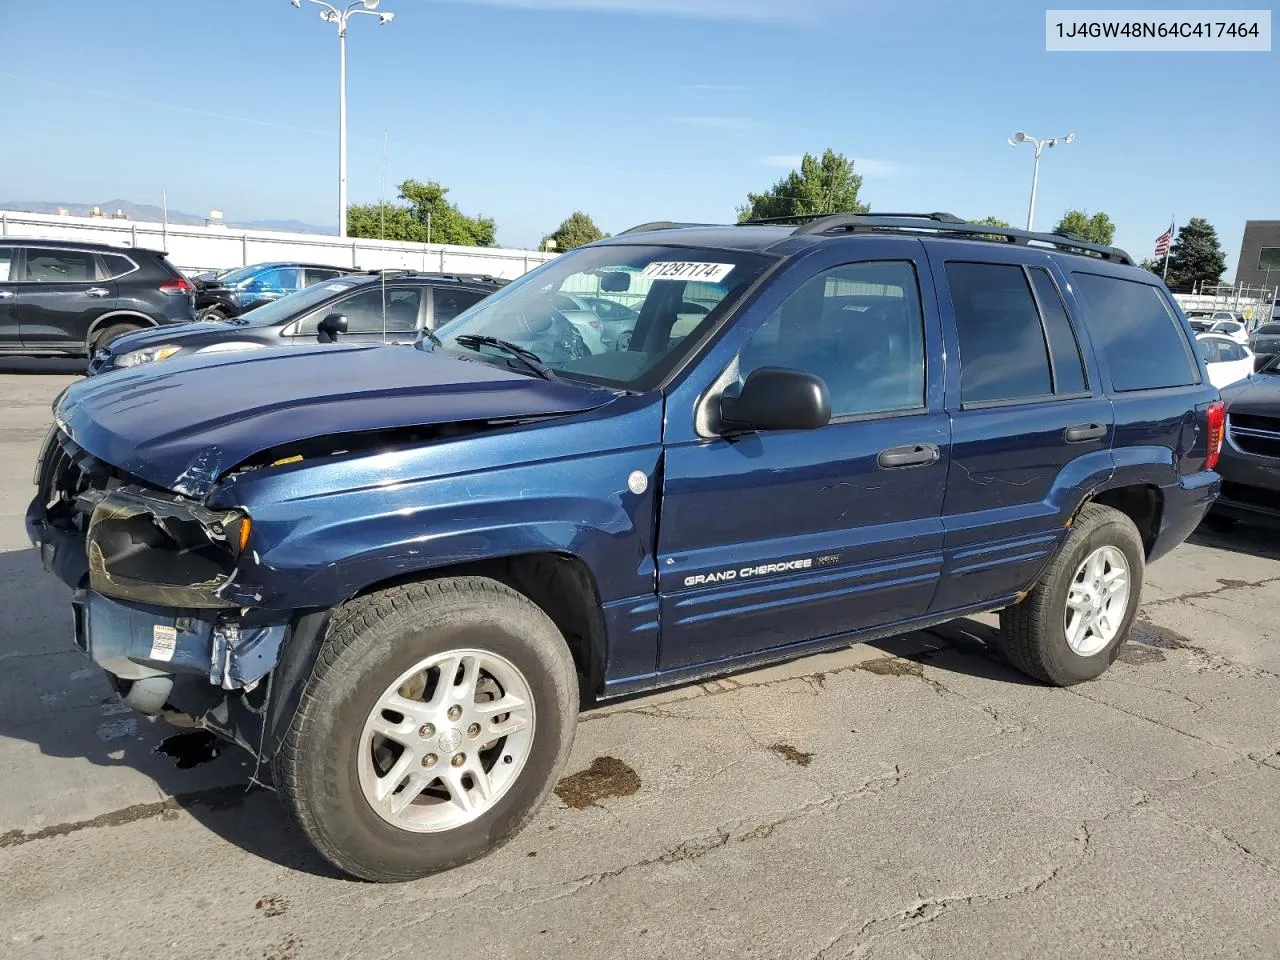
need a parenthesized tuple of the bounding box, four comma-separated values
(28, 213, 1222, 881)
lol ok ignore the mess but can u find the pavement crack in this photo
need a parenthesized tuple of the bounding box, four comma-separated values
(817, 809, 1115, 959)
(1144, 575, 1280, 608)
(1064, 686, 1246, 760)
(0, 784, 256, 849)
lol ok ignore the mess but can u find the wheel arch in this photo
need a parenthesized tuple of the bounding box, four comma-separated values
(1072, 482, 1164, 558)
(86, 311, 158, 348)
(348, 551, 609, 704)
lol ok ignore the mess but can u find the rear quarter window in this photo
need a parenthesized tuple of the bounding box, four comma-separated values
(1070, 273, 1199, 391)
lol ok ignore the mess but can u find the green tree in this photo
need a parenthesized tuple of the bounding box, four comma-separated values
(347, 179, 496, 247)
(737, 149, 868, 222)
(542, 211, 606, 251)
(970, 215, 1013, 240)
(1164, 217, 1227, 290)
(1052, 210, 1116, 246)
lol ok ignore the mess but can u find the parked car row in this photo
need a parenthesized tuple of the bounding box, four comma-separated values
(90, 270, 506, 374)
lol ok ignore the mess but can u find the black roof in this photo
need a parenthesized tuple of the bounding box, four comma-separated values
(2, 236, 168, 256)
(600, 212, 1135, 265)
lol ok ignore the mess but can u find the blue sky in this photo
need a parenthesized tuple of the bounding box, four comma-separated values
(0, 0, 1274, 268)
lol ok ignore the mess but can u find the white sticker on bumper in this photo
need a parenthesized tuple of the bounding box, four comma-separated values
(150, 625, 178, 662)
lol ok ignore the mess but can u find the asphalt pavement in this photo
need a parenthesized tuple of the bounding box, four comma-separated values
(2, 362, 1278, 960)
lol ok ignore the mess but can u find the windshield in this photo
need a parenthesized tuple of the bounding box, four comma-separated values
(230, 278, 362, 326)
(432, 244, 774, 389)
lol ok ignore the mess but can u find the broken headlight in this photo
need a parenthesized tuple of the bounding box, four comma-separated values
(86, 487, 252, 609)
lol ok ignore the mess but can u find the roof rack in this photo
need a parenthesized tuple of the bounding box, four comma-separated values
(358, 269, 506, 284)
(744, 211, 966, 227)
(616, 221, 713, 235)
(784, 213, 1135, 265)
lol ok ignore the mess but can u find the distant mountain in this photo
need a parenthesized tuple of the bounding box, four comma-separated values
(0, 200, 334, 235)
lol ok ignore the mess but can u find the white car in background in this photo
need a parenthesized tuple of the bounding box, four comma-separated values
(1208, 318, 1250, 344)
(1196, 333, 1255, 388)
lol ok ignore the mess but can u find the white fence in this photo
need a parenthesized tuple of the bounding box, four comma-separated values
(0, 209, 556, 280)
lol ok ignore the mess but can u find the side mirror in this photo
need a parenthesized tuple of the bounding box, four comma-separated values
(720, 367, 831, 432)
(317, 313, 348, 343)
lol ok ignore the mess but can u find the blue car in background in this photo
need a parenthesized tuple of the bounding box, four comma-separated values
(194, 261, 356, 321)
(28, 213, 1221, 882)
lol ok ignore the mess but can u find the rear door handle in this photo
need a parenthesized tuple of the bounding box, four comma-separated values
(877, 443, 940, 469)
(86, 287, 110, 298)
(0, 290, 13, 299)
(1064, 422, 1107, 443)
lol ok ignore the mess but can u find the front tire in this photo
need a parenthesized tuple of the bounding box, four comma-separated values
(998, 504, 1145, 686)
(92, 322, 144, 352)
(273, 577, 578, 882)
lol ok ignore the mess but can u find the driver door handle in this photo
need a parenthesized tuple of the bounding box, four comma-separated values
(877, 444, 940, 469)
(0, 290, 13, 299)
(1065, 422, 1107, 443)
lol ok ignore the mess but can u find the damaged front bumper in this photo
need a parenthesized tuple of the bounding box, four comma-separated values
(29, 434, 287, 716)
(72, 589, 287, 694)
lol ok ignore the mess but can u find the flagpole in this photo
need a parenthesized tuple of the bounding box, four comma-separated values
(1162, 216, 1173, 281)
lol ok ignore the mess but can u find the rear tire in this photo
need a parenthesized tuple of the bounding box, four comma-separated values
(198, 307, 226, 322)
(998, 504, 1145, 686)
(91, 322, 144, 352)
(272, 577, 579, 882)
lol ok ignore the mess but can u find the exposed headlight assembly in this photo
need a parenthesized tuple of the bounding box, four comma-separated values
(116, 344, 182, 368)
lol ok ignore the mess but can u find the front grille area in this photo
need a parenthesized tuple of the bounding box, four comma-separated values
(36, 432, 132, 534)
(1227, 414, 1280, 459)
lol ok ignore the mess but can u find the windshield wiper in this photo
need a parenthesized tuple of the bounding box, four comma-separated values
(452, 335, 557, 381)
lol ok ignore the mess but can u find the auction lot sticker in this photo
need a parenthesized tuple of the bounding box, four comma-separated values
(641, 262, 736, 283)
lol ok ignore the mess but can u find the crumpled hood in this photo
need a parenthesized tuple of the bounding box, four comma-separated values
(1222, 374, 1280, 417)
(55, 343, 616, 498)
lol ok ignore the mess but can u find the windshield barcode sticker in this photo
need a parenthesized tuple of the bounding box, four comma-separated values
(641, 262, 735, 283)
(150, 625, 178, 662)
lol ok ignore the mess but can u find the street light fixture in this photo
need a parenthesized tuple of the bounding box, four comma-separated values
(291, 0, 395, 238)
(1008, 130, 1075, 232)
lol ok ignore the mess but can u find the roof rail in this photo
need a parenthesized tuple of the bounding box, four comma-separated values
(788, 213, 1135, 265)
(745, 211, 965, 227)
(617, 221, 712, 235)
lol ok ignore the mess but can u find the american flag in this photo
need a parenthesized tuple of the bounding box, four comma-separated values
(1154, 227, 1173, 258)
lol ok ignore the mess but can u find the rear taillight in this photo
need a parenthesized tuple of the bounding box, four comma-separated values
(159, 277, 194, 296)
(1205, 401, 1226, 470)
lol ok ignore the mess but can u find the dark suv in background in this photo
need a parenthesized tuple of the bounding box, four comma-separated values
(0, 239, 196, 356)
(89, 271, 506, 373)
(195, 261, 356, 321)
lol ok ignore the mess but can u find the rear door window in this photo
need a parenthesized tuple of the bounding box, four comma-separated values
(432, 288, 486, 327)
(0, 247, 15, 282)
(1071, 273, 1199, 391)
(24, 249, 96, 282)
(946, 262, 1053, 404)
(303, 268, 343, 286)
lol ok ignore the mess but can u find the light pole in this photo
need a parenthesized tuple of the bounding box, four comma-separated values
(1008, 130, 1075, 232)
(291, 0, 395, 238)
